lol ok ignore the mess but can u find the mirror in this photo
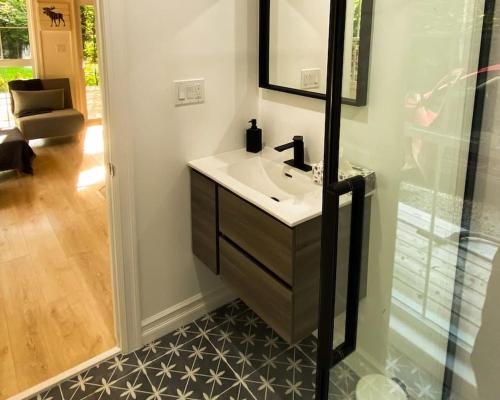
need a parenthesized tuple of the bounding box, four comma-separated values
(259, 0, 373, 106)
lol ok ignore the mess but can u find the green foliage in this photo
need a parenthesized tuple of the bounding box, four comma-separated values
(0, 66, 33, 92)
(0, 0, 27, 27)
(84, 63, 99, 87)
(80, 5, 99, 86)
(0, 0, 30, 59)
(80, 5, 97, 64)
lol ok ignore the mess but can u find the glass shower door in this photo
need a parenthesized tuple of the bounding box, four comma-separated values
(317, 0, 500, 399)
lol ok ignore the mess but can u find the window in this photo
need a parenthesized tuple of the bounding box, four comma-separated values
(0, 0, 34, 128)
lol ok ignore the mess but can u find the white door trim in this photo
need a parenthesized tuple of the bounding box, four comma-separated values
(95, 0, 143, 353)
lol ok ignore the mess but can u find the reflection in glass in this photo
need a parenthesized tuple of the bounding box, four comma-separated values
(331, 0, 500, 399)
(267, 0, 367, 99)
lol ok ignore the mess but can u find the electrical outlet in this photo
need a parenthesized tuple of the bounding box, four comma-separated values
(174, 79, 205, 106)
(301, 69, 321, 89)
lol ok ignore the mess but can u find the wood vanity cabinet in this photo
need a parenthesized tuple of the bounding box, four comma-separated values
(190, 170, 218, 274)
(190, 168, 371, 344)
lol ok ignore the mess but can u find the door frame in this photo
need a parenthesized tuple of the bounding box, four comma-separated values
(94, 0, 143, 353)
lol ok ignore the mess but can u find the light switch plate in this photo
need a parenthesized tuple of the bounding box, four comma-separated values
(174, 79, 205, 106)
(301, 69, 321, 89)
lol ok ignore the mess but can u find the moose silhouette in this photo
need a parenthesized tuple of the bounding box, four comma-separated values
(42, 7, 66, 27)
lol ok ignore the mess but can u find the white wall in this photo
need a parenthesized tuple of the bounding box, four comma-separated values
(102, 0, 258, 327)
(258, 90, 326, 162)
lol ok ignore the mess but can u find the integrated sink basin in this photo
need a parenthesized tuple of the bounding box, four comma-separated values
(188, 147, 375, 227)
(222, 156, 317, 201)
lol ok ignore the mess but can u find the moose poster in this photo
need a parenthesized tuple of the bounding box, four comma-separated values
(39, 3, 71, 30)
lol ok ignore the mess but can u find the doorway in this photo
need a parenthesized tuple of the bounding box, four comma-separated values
(0, 1, 120, 398)
(79, 0, 101, 122)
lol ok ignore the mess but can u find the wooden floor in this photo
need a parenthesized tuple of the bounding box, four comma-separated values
(0, 126, 115, 399)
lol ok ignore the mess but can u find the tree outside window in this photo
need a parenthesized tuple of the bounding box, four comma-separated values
(0, 0, 33, 94)
(80, 4, 99, 87)
(0, 0, 30, 59)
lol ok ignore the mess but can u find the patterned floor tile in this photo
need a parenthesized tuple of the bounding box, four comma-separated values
(28, 300, 361, 400)
(33, 386, 65, 400)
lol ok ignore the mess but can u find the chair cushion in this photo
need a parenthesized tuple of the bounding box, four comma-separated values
(8, 78, 44, 93)
(12, 89, 65, 117)
(16, 109, 85, 140)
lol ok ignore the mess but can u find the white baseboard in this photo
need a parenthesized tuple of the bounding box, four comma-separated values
(141, 286, 237, 345)
(9, 347, 121, 400)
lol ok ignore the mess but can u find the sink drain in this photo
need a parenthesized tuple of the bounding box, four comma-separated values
(270, 196, 280, 202)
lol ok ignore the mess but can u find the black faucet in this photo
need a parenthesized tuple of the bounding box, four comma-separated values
(274, 136, 312, 172)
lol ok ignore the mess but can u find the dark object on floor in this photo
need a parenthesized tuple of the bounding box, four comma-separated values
(8, 78, 85, 140)
(27, 300, 359, 400)
(0, 127, 36, 175)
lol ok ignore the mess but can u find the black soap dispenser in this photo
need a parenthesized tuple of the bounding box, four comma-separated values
(246, 119, 262, 153)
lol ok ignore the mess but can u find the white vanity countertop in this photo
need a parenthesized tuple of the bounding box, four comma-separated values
(188, 147, 375, 228)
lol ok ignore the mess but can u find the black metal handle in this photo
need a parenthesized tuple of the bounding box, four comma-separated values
(325, 175, 366, 367)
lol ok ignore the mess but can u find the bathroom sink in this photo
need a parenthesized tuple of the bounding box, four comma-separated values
(188, 147, 374, 227)
(221, 156, 317, 201)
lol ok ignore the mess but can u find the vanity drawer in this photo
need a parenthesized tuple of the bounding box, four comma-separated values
(218, 187, 293, 285)
(219, 237, 293, 342)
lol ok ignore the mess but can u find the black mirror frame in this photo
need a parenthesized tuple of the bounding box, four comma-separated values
(259, 0, 374, 107)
